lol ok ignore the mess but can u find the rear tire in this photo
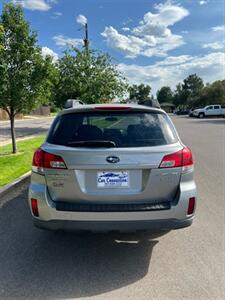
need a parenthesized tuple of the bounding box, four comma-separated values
(198, 113, 205, 118)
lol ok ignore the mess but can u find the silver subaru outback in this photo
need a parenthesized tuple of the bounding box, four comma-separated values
(28, 104, 197, 232)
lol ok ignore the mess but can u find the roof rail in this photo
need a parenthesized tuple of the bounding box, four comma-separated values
(64, 99, 84, 109)
(138, 99, 161, 108)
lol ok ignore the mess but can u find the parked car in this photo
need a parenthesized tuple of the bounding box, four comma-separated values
(29, 104, 197, 232)
(192, 105, 225, 118)
(174, 109, 189, 115)
(189, 108, 194, 117)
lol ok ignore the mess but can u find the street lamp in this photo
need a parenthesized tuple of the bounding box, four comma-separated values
(83, 22, 89, 53)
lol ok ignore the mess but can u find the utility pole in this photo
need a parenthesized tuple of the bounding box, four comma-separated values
(83, 22, 89, 53)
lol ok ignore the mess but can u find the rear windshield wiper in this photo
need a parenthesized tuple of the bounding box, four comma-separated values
(67, 140, 116, 148)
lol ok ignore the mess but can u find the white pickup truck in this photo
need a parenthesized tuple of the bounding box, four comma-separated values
(192, 105, 225, 118)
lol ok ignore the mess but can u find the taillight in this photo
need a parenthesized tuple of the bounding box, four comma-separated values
(159, 147, 193, 168)
(187, 197, 195, 215)
(32, 148, 67, 171)
(182, 147, 193, 166)
(31, 198, 39, 217)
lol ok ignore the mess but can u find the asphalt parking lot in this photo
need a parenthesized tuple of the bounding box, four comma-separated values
(0, 116, 224, 299)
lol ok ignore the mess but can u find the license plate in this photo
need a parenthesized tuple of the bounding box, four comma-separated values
(97, 171, 129, 188)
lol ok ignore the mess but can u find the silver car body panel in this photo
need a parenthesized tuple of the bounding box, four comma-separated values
(28, 104, 197, 231)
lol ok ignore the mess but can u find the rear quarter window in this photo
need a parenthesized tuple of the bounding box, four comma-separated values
(47, 111, 178, 147)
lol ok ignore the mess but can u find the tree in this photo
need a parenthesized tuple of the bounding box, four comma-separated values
(0, 24, 3, 52)
(182, 74, 204, 107)
(172, 74, 204, 108)
(194, 80, 225, 107)
(156, 86, 173, 103)
(129, 84, 151, 104)
(172, 83, 185, 107)
(0, 3, 57, 153)
(53, 48, 127, 107)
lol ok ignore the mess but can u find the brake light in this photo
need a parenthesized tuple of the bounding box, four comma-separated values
(182, 147, 193, 166)
(187, 197, 195, 215)
(32, 148, 67, 170)
(31, 198, 39, 217)
(159, 147, 193, 168)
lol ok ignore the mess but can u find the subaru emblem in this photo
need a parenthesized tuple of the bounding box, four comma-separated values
(106, 156, 120, 163)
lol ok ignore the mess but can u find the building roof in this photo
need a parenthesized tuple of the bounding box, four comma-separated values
(160, 102, 175, 107)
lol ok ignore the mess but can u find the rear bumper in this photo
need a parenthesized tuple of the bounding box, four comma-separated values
(29, 173, 197, 232)
(33, 217, 193, 232)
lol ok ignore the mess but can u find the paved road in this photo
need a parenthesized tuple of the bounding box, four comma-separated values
(0, 117, 54, 144)
(0, 116, 224, 299)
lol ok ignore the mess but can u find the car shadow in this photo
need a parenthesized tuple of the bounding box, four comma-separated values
(0, 189, 159, 299)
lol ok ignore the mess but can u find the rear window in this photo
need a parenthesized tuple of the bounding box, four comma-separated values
(47, 111, 178, 147)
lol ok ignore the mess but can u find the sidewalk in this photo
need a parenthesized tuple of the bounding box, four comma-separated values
(0, 115, 53, 124)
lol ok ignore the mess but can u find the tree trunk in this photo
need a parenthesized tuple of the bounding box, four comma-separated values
(9, 112, 17, 154)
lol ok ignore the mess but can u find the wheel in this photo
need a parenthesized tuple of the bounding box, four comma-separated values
(198, 113, 205, 118)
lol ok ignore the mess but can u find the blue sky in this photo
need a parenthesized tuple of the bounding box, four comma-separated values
(1, 0, 225, 93)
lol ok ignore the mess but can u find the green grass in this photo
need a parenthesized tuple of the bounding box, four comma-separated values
(0, 136, 45, 187)
(91, 117, 123, 128)
(91, 118, 112, 128)
(50, 112, 59, 117)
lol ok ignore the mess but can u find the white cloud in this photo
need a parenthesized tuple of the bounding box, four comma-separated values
(41, 46, 58, 62)
(122, 27, 130, 32)
(53, 11, 62, 16)
(101, 26, 150, 58)
(212, 25, 225, 32)
(13, 0, 51, 11)
(122, 18, 133, 26)
(154, 55, 193, 66)
(101, 1, 189, 58)
(53, 35, 83, 48)
(118, 52, 225, 94)
(51, 11, 62, 19)
(199, 0, 209, 5)
(76, 14, 87, 26)
(132, 2, 189, 37)
(101, 26, 184, 58)
(202, 41, 224, 50)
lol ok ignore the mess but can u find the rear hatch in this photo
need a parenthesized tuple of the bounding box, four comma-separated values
(42, 106, 183, 204)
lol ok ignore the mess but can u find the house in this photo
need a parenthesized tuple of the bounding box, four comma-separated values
(160, 102, 175, 113)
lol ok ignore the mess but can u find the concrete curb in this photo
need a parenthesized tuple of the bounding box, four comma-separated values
(0, 171, 31, 199)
